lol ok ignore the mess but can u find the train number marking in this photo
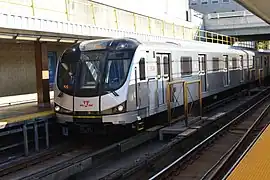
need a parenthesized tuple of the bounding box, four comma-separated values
(80, 101, 93, 107)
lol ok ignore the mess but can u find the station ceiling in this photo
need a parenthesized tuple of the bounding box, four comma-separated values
(235, 0, 270, 24)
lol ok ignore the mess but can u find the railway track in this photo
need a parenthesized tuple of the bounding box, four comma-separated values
(0, 132, 130, 179)
(149, 90, 270, 180)
(0, 87, 268, 180)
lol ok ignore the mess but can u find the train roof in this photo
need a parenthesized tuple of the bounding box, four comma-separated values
(77, 38, 264, 56)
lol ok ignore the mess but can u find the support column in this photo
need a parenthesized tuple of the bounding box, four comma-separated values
(35, 42, 50, 107)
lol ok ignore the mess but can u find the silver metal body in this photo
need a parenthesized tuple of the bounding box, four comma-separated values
(54, 38, 270, 126)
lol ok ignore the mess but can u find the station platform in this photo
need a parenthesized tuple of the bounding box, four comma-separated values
(0, 102, 54, 129)
(0, 92, 55, 129)
(225, 123, 270, 180)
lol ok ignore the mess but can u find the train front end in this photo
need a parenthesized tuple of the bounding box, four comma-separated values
(54, 38, 139, 134)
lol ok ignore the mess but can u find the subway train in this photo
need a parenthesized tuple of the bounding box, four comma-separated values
(53, 37, 270, 134)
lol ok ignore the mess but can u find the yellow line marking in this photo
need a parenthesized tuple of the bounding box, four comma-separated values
(0, 110, 55, 124)
(73, 115, 101, 119)
(227, 125, 270, 180)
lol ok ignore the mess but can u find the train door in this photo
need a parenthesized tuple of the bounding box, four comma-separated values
(267, 56, 270, 76)
(223, 55, 229, 86)
(240, 55, 244, 82)
(156, 53, 170, 107)
(264, 56, 269, 77)
(198, 54, 207, 92)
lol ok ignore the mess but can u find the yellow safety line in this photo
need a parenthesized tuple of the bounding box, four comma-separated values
(73, 115, 101, 119)
(227, 125, 270, 180)
(0, 110, 54, 123)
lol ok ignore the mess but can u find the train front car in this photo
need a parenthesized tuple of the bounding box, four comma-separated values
(54, 38, 140, 134)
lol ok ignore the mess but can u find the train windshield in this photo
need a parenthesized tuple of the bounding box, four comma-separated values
(79, 52, 105, 90)
(103, 51, 132, 91)
(57, 48, 134, 97)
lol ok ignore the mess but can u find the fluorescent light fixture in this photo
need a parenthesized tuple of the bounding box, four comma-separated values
(59, 39, 76, 43)
(0, 34, 14, 39)
(16, 36, 38, 41)
(39, 37, 58, 42)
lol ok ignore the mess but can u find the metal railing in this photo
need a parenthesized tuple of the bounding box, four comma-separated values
(166, 80, 185, 125)
(207, 10, 253, 19)
(0, 0, 238, 45)
(166, 79, 202, 127)
(185, 80, 202, 122)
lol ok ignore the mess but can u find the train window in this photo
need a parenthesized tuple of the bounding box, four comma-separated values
(157, 56, 161, 76)
(163, 56, 169, 75)
(201, 0, 208, 4)
(232, 57, 238, 69)
(212, 57, 219, 71)
(191, 0, 197, 5)
(198, 55, 206, 72)
(139, 58, 146, 80)
(240, 55, 244, 68)
(181, 56, 192, 76)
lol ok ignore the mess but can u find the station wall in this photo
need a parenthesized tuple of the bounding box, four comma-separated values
(93, 0, 189, 22)
(0, 40, 69, 97)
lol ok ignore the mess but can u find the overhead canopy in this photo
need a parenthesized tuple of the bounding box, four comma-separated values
(235, 0, 270, 24)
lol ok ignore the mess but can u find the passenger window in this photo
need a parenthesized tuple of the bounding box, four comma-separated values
(240, 55, 244, 68)
(139, 58, 146, 80)
(212, 57, 219, 71)
(156, 56, 161, 76)
(181, 56, 192, 76)
(232, 57, 238, 69)
(163, 56, 169, 75)
(199, 57, 205, 72)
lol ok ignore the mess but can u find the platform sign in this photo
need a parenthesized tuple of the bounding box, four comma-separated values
(48, 52, 57, 89)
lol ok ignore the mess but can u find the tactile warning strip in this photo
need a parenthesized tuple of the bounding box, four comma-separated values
(227, 124, 270, 180)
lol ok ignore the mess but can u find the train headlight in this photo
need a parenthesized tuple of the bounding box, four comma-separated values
(110, 101, 127, 114)
(55, 106, 60, 112)
(118, 105, 124, 112)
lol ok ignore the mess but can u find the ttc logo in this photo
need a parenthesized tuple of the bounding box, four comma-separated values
(80, 100, 93, 107)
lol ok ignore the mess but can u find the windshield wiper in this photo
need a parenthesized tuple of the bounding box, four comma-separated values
(106, 90, 119, 96)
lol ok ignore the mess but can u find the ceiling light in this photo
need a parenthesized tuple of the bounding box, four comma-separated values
(59, 39, 76, 43)
(16, 36, 38, 41)
(0, 34, 14, 39)
(39, 37, 58, 42)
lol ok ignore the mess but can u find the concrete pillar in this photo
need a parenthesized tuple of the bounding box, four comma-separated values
(34, 42, 50, 107)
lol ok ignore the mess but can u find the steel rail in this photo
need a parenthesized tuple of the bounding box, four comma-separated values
(221, 123, 269, 180)
(149, 92, 270, 180)
(205, 104, 270, 180)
